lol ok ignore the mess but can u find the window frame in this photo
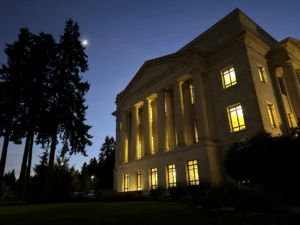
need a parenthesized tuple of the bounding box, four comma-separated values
(267, 103, 278, 128)
(167, 164, 176, 188)
(257, 64, 268, 84)
(150, 168, 158, 190)
(187, 160, 199, 186)
(137, 171, 141, 191)
(221, 66, 237, 89)
(227, 103, 246, 132)
(123, 173, 129, 192)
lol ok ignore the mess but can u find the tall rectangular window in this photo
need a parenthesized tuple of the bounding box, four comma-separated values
(187, 160, 199, 186)
(194, 120, 198, 143)
(150, 105, 154, 154)
(123, 173, 129, 192)
(150, 168, 158, 190)
(190, 84, 195, 104)
(228, 104, 246, 132)
(267, 104, 277, 128)
(138, 141, 141, 158)
(137, 171, 141, 191)
(258, 65, 267, 83)
(222, 66, 237, 89)
(167, 164, 176, 188)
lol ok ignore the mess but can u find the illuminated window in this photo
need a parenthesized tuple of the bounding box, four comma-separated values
(123, 173, 129, 192)
(194, 120, 198, 143)
(138, 141, 141, 158)
(137, 171, 141, 191)
(222, 66, 237, 88)
(190, 84, 195, 104)
(165, 100, 167, 116)
(267, 104, 277, 128)
(228, 104, 245, 132)
(258, 65, 267, 83)
(187, 160, 199, 186)
(125, 139, 128, 162)
(166, 133, 169, 150)
(150, 168, 158, 190)
(150, 105, 154, 154)
(167, 164, 176, 188)
(287, 113, 295, 128)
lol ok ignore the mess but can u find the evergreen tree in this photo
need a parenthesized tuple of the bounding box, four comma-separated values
(15, 31, 57, 199)
(0, 28, 32, 197)
(40, 19, 92, 182)
(98, 136, 115, 189)
(3, 169, 17, 192)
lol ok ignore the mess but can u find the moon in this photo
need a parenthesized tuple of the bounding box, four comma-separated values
(82, 40, 88, 45)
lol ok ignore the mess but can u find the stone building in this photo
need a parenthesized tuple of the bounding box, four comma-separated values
(112, 8, 300, 194)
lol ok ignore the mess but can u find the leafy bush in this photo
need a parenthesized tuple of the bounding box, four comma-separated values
(168, 184, 188, 200)
(149, 186, 164, 201)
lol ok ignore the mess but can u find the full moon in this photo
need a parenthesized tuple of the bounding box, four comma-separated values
(82, 40, 88, 45)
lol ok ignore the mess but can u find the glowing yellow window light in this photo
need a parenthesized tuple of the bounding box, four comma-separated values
(188, 160, 199, 186)
(123, 173, 129, 192)
(267, 104, 277, 128)
(138, 141, 141, 158)
(222, 67, 237, 88)
(125, 140, 128, 162)
(258, 66, 267, 83)
(167, 164, 176, 188)
(166, 133, 169, 150)
(190, 84, 195, 104)
(194, 120, 198, 143)
(151, 168, 158, 189)
(229, 104, 245, 132)
(137, 171, 141, 191)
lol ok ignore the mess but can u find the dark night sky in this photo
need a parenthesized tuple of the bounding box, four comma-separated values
(1, 0, 300, 178)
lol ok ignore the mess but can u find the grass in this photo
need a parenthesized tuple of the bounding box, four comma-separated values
(0, 200, 245, 225)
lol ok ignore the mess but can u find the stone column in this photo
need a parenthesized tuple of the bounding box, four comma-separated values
(157, 89, 167, 152)
(165, 91, 175, 151)
(282, 61, 300, 120)
(192, 70, 210, 140)
(143, 98, 152, 156)
(173, 81, 187, 147)
(120, 112, 128, 163)
(182, 83, 194, 145)
(130, 105, 139, 160)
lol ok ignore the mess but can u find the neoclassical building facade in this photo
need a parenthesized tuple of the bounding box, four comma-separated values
(112, 8, 300, 194)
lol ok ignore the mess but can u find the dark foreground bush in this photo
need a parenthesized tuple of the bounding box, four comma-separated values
(168, 184, 188, 200)
(186, 181, 289, 212)
(149, 186, 164, 201)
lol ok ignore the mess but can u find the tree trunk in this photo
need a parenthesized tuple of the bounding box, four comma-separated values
(48, 122, 58, 172)
(0, 127, 11, 197)
(25, 131, 34, 185)
(44, 120, 58, 200)
(15, 131, 31, 199)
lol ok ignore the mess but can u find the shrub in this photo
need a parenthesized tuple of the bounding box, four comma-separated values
(168, 184, 188, 200)
(149, 186, 164, 201)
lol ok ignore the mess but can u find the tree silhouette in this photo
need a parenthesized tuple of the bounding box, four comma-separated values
(0, 28, 32, 197)
(98, 136, 115, 189)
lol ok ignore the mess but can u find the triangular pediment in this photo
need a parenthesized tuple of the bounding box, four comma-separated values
(117, 50, 192, 101)
(178, 8, 277, 53)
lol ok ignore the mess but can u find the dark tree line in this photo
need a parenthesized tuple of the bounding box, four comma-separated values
(76, 136, 116, 192)
(22, 136, 115, 203)
(0, 19, 92, 198)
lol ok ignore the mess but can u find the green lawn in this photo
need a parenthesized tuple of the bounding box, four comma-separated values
(0, 200, 244, 225)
